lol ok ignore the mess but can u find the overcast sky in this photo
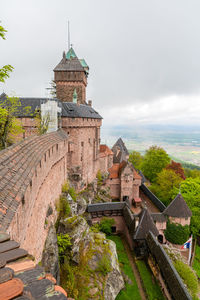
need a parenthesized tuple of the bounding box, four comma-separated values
(1, 0, 200, 128)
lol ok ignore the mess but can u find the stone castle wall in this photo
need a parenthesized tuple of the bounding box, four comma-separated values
(0, 131, 68, 262)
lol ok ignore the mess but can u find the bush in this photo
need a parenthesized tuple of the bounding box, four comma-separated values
(62, 181, 69, 193)
(99, 217, 115, 235)
(174, 260, 198, 296)
(97, 170, 103, 186)
(164, 220, 190, 245)
(96, 254, 111, 275)
(68, 186, 77, 202)
(57, 195, 71, 218)
(57, 233, 71, 261)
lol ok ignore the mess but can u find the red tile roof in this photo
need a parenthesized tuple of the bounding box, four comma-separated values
(108, 164, 120, 179)
(100, 145, 113, 156)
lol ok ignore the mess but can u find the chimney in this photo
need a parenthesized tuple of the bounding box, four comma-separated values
(88, 100, 92, 107)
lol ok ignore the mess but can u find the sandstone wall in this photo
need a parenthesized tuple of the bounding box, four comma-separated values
(0, 130, 68, 262)
(62, 117, 102, 187)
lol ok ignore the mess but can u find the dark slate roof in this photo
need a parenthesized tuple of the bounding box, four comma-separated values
(163, 194, 192, 218)
(112, 138, 129, 163)
(54, 56, 85, 72)
(0, 232, 67, 299)
(62, 102, 102, 119)
(134, 208, 159, 240)
(0, 130, 68, 231)
(151, 213, 166, 223)
(0, 94, 102, 119)
(87, 202, 126, 213)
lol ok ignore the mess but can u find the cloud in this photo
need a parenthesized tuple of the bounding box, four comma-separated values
(1, 0, 200, 125)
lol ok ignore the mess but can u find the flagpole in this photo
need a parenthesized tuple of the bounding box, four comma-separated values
(188, 235, 192, 265)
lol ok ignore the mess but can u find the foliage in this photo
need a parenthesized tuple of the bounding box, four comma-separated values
(164, 220, 190, 245)
(184, 168, 200, 179)
(107, 235, 141, 300)
(141, 146, 170, 182)
(56, 195, 71, 218)
(96, 254, 111, 275)
(129, 150, 143, 170)
(34, 109, 50, 135)
(150, 169, 183, 206)
(180, 178, 200, 236)
(57, 233, 71, 259)
(0, 23, 14, 83)
(166, 160, 185, 179)
(62, 181, 70, 193)
(174, 260, 199, 297)
(68, 186, 77, 202)
(0, 96, 29, 149)
(192, 244, 200, 278)
(96, 170, 103, 186)
(99, 217, 115, 235)
(90, 223, 100, 233)
(136, 260, 165, 300)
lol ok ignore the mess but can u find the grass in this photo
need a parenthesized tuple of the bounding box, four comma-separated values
(136, 260, 165, 300)
(192, 244, 200, 278)
(107, 235, 141, 300)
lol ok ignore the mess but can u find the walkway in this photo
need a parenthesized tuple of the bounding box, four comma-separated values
(121, 237, 147, 300)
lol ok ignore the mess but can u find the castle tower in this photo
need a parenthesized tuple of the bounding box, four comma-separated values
(53, 47, 89, 103)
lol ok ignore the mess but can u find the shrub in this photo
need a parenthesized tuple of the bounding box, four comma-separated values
(57, 233, 72, 261)
(174, 260, 198, 296)
(62, 181, 69, 193)
(97, 170, 103, 186)
(68, 186, 77, 202)
(96, 254, 111, 275)
(164, 220, 190, 245)
(99, 217, 115, 235)
(90, 223, 100, 233)
(57, 195, 71, 218)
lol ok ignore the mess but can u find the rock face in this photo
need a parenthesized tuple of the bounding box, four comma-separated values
(104, 239, 124, 300)
(58, 216, 124, 299)
(41, 225, 60, 284)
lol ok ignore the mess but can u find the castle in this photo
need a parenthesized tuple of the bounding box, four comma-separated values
(0, 45, 193, 299)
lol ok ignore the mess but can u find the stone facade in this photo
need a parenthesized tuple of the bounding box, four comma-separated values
(55, 78, 86, 103)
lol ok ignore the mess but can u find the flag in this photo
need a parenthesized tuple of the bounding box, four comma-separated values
(181, 236, 192, 249)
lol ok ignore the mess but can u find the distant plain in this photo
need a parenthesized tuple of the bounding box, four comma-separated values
(101, 125, 200, 166)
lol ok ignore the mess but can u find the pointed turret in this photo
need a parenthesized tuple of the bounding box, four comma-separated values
(134, 208, 159, 240)
(112, 138, 129, 163)
(163, 194, 192, 218)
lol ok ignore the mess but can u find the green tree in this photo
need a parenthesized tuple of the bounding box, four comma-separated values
(150, 169, 183, 206)
(0, 23, 13, 82)
(0, 96, 28, 149)
(141, 146, 170, 182)
(180, 178, 200, 236)
(129, 150, 143, 169)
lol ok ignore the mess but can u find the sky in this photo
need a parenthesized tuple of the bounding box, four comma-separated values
(1, 0, 200, 128)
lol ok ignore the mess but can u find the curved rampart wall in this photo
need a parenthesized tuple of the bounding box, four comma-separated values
(0, 130, 68, 262)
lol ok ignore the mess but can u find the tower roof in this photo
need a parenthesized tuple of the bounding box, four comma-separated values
(54, 47, 89, 74)
(134, 208, 159, 240)
(163, 194, 192, 218)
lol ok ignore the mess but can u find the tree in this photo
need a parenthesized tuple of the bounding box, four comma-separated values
(166, 160, 185, 179)
(180, 178, 200, 236)
(0, 96, 27, 149)
(0, 23, 13, 83)
(150, 169, 183, 206)
(129, 150, 143, 169)
(141, 146, 170, 182)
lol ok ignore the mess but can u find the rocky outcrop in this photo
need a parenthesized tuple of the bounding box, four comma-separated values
(41, 225, 60, 284)
(58, 216, 124, 299)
